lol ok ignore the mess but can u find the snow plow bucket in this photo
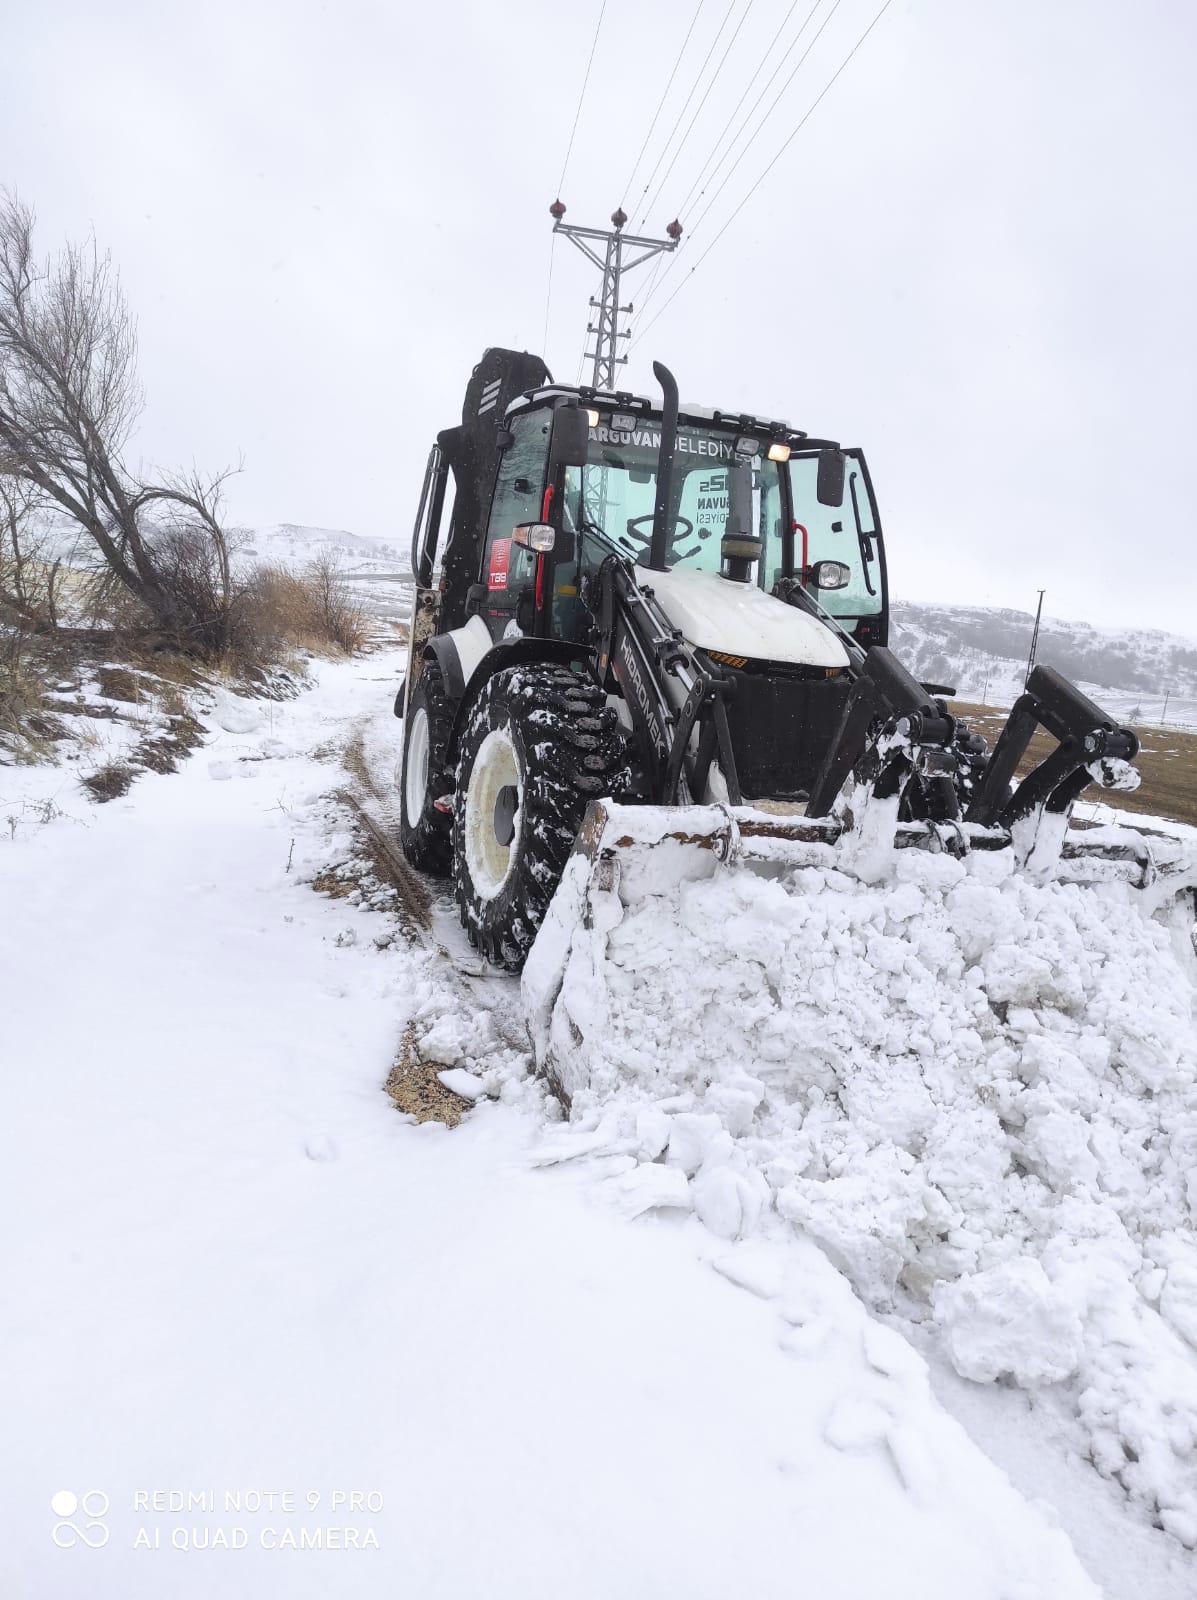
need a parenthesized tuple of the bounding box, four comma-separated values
(523, 798, 1197, 1101)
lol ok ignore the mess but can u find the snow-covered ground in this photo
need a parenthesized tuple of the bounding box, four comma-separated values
(3, 646, 1194, 1597)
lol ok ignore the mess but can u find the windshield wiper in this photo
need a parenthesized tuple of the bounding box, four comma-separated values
(581, 514, 642, 559)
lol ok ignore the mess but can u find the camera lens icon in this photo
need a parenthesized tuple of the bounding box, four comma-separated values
(51, 1489, 109, 1548)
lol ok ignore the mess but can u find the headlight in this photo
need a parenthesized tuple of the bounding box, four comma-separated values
(810, 559, 850, 590)
(513, 522, 556, 552)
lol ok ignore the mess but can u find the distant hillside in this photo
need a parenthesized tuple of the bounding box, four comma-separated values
(39, 518, 405, 573)
(891, 601, 1197, 727)
(232, 523, 403, 570)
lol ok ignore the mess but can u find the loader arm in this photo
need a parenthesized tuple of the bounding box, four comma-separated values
(806, 647, 967, 821)
(807, 646, 1143, 865)
(594, 554, 742, 806)
(965, 665, 1140, 827)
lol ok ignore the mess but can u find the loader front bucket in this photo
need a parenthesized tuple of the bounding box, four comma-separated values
(522, 798, 1197, 1103)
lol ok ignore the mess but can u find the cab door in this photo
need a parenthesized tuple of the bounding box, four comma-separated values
(479, 411, 551, 642)
(789, 448, 888, 649)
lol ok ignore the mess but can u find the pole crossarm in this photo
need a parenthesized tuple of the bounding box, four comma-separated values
(554, 221, 680, 252)
(551, 212, 681, 391)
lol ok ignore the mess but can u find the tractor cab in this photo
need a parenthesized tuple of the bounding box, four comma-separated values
(418, 360, 889, 665)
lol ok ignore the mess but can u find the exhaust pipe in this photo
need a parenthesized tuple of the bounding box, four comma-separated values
(648, 360, 679, 572)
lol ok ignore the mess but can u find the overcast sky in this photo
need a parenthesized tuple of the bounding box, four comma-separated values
(6, 0, 1195, 634)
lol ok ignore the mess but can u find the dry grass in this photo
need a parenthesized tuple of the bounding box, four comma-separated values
(81, 761, 137, 801)
(311, 863, 356, 899)
(135, 713, 205, 774)
(384, 1025, 468, 1127)
(956, 701, 1197, 829)
(95, 664, 144, 703)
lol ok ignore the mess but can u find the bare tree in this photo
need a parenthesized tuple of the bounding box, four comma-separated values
(0, 475, 63, 629)
(304, 550, 366, 654)
(0, 193, 236, 653)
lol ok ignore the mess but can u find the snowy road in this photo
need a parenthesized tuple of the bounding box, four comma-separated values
(0, 649, 1182, 1597)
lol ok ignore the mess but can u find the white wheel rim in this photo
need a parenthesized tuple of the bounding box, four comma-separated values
(464, 727, 523, 901)
(404, 705, 430, 824)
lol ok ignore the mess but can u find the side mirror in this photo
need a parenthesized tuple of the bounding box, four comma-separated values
(809, 559, 850, 591)
(548, 404, 591, 469)
(816, 447, 846, 507)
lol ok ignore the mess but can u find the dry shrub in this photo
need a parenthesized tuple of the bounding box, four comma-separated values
(78, 542, 365, 670)
(303, 551, 368, 654)
(237, 553, 366, 661)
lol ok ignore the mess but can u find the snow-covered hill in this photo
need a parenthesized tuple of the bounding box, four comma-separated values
(38, 518, 405, 573)
(891, 601, 1197, 727)
(232, 522, 404, 572)
(231, 525, 414, 627)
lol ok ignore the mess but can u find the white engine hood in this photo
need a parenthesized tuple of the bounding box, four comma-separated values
(642, 566, 850, 670)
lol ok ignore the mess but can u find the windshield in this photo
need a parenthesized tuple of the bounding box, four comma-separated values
(789, 450, 882, 620)
(562, 419, 784, 583)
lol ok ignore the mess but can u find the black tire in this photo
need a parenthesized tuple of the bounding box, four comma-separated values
(452, 664, 628, 971)
(399, 656, 454, 876)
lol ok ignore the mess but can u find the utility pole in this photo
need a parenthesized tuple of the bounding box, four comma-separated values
(550, 200, 681, 389)
(980, 658, 991, 711)
(1162, 688, 1171, 726)
(1024, 589, 1045, 688)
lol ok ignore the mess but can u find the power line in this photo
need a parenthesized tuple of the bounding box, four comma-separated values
(621, 2, 708, 208)
(638, 0, 758, 230)
(556, 0, 609, 197)
(671, 0, 818, 222)
(688, 0, 846, 237)
(637, 247, 670, 320)
(628, 0, 896, 353)
(542, 228, 557, 360)
(633, 0, 739, 227)
(635, 0, 838, 324)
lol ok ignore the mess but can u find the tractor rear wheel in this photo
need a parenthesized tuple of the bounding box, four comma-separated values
(399, 656, 453, 876)
(452, 663, 627, 971)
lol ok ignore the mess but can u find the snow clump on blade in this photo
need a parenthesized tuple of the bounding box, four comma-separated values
(523, 828, 1197, 1544)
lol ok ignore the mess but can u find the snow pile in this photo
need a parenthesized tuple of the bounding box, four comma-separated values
(524, 842, 1197, 1544)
